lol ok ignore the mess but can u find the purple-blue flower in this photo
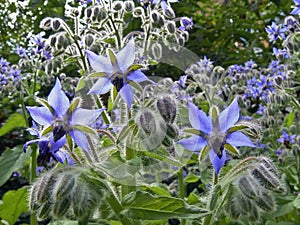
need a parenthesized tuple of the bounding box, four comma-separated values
(265, 22, 287, 42)
(277, 131, 296, 145)
(179, 17, 193, 31)
(86, 38, 154, 107)
(197, 56, 214, 72)
(152, 0, 178, 13)
(26, 78, 104, 153)
(178, 97, 256, 174)
(291, 0, 300, 15)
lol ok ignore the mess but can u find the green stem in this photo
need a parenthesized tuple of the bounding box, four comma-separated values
(87, 135, 99, 162)
(212, 171, 218, 185)
(20, 84, 28, 127)
(108, 15, 121, 48)
(178, 168, 185, 199)
(30, 148, 38, 225)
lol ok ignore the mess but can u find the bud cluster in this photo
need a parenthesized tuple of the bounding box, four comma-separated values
(29, 167, 103, 221)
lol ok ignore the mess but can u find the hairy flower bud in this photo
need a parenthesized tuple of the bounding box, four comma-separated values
(166, 21, 176, 34)
(51, 18, 61, 31)
(252, 164, 281, 191)
(157, 96, 177, 123)
(256, 191, 276, 212)
(85, 34, 94, 46)
(137, 110, 157, 135)
(124, 0, 134, 13)
(166, 123, 179, 139)
(112, 1, 123, 11)
(36, 172, 57, 204)
(52, 198, 72, 218)
(238, 175, 260, 200)
(40, 17, 52, 30)
(133, 7, 144, 17)
(151, 42, 162, 60)
(53, 173, 77, 200)
(164, 7, 175, 19)
(37, 201, 52, 221)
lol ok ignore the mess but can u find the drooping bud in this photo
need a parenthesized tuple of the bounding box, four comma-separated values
(166, 21, 176, 34)
(164, 6, 175, 19)
(37, 201, 52, 221)
(112, 1, 123, 11)
(252, 163, 281, 191)
(133, 7, 144, 17)
(157, 96, 177, 123)
(166, 123, 179, 139)
(51, 18, 61, 31)
(52, 198, 72, 218)
(124, 1, 134, 13)
(85, 34, 95, 46)
(29, 182, 40, 211)
(53, 173, 77, 200)
(36, 172, 57, 204)
(256, 191, 276, 212)
(151, 42, 162, 60)
(40, 17, 52, 30)
(137, 110, 156, 135)
(238, 175, 260, 200)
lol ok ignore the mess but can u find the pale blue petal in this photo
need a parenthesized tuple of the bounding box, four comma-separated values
(26, 106, 54, 126)
(117, 38, 135, 73)
(85, 50, 113, 74)
(188, 102, 212, 134)
(127, 70, 155, 83)
(69, 129, 90, 152)
(291, 7, 300, 15)
(23, 139, 40, 152)
(69, 108, 104, 126)
(47, 78, 70, 117)
(50, 134, 66, 152)
(209, 149, 226, 175)
(218, 97, 239, 132)
(119, 83, 133, 107)
(169, 0, 178, 2)
(161, 1, 167, 12)
(53, 151, 67, 164)
(226, 131, 256, 147)
(152, 0, 160, 4)
(88, 77, 113, 94)
(178, 135, 207, 151)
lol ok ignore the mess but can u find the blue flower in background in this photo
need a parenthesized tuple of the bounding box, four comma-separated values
(265, 22, 287, 42)
(178, 97, 256, 174)
(26, 78, 104, 153)
(197, 56, 214, 72)
(179, 17, 193, 31)
(86, 38, 154, 107)
(277, 131, 296, 145)
(152, 0, 178, 13)
(291, 0, 300, 15)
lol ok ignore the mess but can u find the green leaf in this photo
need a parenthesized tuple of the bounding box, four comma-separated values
(67, 97, 80, 114)
(107, 49, 117, 68)
(182, 128, 202, 136)
(0, 113, 26, 136)
(293, 194, 300, 209)
(199, 145, 210, 162)
(0, 145, 32, 187)
(184, 173, 200, 183)
(128, 64, 144, 72)
(0, 187, 29, 225)
(75, 77, 86, 92)
(141, 185, 171, 197)
(283, 111, 295, 128)
(224, 143, 240, 156)
(121, 191, 209, 220)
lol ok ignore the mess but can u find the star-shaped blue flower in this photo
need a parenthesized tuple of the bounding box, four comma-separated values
(26, 78, 104, 153)
(178, 97, 256, 174)
(291, 0, 300, 14)
(86, 39, 154, 107)
(265, 22, 287, 42)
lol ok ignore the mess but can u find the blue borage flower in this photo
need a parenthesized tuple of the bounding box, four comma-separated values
(178, 97, 256, 174)
(23, 122, 74, 165)
(26, 78, 104, 153)
(291, 0, 300, 15)
(152, 0, 178, 13)
(86, 38, 154, 107)
(265, 22, 287, 42)
(277, 131, 296, 145)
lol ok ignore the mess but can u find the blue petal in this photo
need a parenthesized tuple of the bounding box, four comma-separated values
(69, 108, 104, 126)
(291, 7, 300, 15)
(23, 139, 40, 152)
(53, 151, 67, 164)
(48, 78, 70, 117)
(178, 135, 207, 151)
(26, 106, 54, 126)
(127, 70, 155, 83)
(69, 129, 90, 152)
(209, 149, 226, 175)
(117, 38, 135, 73)
(161, 1, 167, 12)
(85, 50, 114, 74)
(50, 135, 66, 153)
(218, 97, 239, 132)
(119, 83, 133, 107)
(226, 131, 256, 147)
(88, 77, 113, 94)
(188, 102, 212, 134)
(152, 0, 160, 4)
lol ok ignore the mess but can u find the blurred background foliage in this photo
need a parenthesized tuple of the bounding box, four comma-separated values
(0, 0, 293, 67)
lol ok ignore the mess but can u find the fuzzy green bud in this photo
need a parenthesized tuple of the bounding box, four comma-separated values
(151, 42, 162, 60)
(166, 123, 179, 139)
(252, 164, 281, 191)
(29, 182, 40, 211)
(164, 7, 175, 18)
(133, 7, 144, 17)
(238, 175, 260, 200)
(256, 191, 276, 212)
(40, 17, 52, 30)
(53, 173, 77, 200)
(36, 172, 57, 204)
(51, 18, 61, 31)
(37, 201, 52, 221)
(137, 110, 156, 135)
(124, 1, 134, 13)
(52, 198, 72, 218)
(166, 21, 176, 34)
(157, 96, 177, 123)
(112, 1, 123, 11)
(85, 34, 94, 46)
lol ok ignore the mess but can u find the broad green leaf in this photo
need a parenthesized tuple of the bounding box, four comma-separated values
(0, 113, 26, 137)
(121, 191, 209, 220)
(0, 145, 32, 187)
(184, 173, 200, 183)
(283, 111, 295, 128)
(293, 194, 300, 209)
(0, 187, 28, 225)
(75, 77, 86, 92)
(141, 185, 171, 197)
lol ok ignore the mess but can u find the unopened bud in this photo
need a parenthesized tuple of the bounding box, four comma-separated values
(252, 164, 281, 191)
(256, 191, 276, 212)
(85, 34, 94, 46)
(151, 42, 162, 60)
(40, 17, 52, 30)
(37, 201, 52, 221)
(112, 1, 123, 11)
(162, 135, 172, 147)
(51, 19, 61, 31)
(164, 6, 175, 18)
(53, 173, 76, 200)
(238, 175, 261, 200)
(157, 96, 177, 123)
(36, 172, 57, 204)
(124, 1, 134, 12)
(29, 183, 40, 211)
(133, 7, 144, 17)
(166, 123, 179, 139)
(52, 198, 72, 218)
(137, 110, 156, 135)
(166, 21, 176, 34)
